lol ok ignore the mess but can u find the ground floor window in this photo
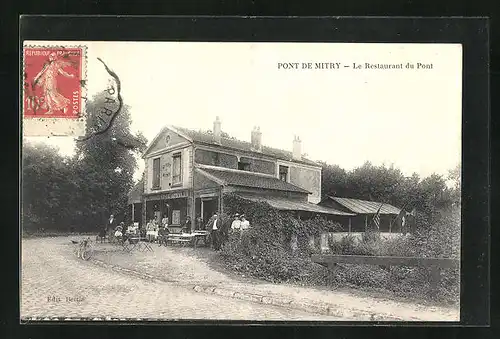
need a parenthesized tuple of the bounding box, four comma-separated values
(145, 197, 188, 227)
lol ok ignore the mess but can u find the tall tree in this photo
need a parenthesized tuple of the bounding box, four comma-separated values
(72, 90, 147, 230)
(345, 161, 405, 204)
(318, 161, 349, 198)
(447, 163, 461, 207)
(22, 141, 76, 231)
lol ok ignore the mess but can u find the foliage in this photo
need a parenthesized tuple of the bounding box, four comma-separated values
(221, 194, 341, 250)
(216, 193, 460, 303)
(22, 142, 77, 231)
(322, 207, 460, 302)
(411, 206, 461, 259)
(328, 207, 460, 259)
(320, 161, 460, 228)
(317, 161, 349, 198)
(217, 194, 342, 283)
(22, 91, 147, 232)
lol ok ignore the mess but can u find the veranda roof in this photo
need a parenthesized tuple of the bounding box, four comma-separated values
(326, 196, 401, 215)
(235, 193, 355, 216)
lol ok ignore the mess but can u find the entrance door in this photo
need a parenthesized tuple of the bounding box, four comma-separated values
(202, 198, 218, 224)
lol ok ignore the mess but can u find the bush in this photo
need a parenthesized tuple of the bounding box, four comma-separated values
(217, 194, 341, 283)
(215, 193, 460, 304)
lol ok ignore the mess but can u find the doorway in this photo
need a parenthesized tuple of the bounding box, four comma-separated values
(201, 198, 219, 224)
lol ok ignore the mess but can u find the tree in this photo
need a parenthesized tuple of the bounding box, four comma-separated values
(318, 161, 349, 198)
(22, 142, 76, 231)
(71, 90, 146, 230)
(447, 163, 461, 207)
(345, 162, 405, 204)
(414, 174, 453, 220)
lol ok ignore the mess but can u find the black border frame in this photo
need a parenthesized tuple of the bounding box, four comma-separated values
(17, 15, 490, 331)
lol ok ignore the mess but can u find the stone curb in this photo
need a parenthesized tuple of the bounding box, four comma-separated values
(91, 259, 404, 321)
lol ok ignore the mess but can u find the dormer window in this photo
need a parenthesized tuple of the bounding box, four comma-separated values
(279, 165, 289, 182)
(238, 160, 251, 171)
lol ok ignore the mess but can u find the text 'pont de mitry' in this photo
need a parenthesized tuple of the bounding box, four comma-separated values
(277, 62, 342, 69)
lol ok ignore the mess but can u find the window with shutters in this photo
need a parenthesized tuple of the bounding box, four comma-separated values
(172, 152, 182, 185)
(152, 157, 161, 189)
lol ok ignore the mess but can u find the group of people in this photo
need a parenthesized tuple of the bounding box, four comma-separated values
(230, 213, 250, 232)
(204, 212, 251, 251)
(101, 212, 251, 250)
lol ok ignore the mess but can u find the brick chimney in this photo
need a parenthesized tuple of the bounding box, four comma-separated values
(292, 135, 302, 160)
(213, 116, 222, 144)
(251, 126, 262, 152)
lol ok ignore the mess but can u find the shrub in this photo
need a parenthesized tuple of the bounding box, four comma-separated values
(218, 194, 341, 283)
(216, 193, 460, 304)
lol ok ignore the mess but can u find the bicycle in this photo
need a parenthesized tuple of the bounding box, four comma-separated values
(73, 237, 94, 260)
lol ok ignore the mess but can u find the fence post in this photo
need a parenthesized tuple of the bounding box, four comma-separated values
(430, 266, 440, 298)
(290, 234, 298, 252)
(320, 233, 329, 253)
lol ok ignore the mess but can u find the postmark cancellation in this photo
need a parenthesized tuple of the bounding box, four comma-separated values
(22, 44, 88, 137)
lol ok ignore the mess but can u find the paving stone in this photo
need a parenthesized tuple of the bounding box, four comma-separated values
(21, 237, 338, 321)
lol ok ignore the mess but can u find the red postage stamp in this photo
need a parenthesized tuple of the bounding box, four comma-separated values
(22, 45, 87, 136)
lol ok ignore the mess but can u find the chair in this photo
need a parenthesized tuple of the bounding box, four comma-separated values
(158, 229, 169, 247)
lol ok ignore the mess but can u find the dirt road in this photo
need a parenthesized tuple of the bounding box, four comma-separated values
(21, 237, 339, 320)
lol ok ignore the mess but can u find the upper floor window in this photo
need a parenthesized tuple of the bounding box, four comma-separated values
(279, 165, 289, 182)
(152, 157, 161, 189)
(172, 152, 182, 185)
(238, 160, 251, 171)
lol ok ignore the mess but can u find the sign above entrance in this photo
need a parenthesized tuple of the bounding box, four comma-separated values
(145, 190, 189, 201)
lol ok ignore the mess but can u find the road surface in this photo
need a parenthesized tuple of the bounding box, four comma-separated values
(21, 237, 339, 320)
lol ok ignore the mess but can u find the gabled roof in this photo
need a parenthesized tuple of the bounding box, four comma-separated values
(172, 126, 320, 167)
(196, 165, 310, 194)
(325, 196, 401, 215)
(128, 178, 144, 204)
(236, 193, 355, 216)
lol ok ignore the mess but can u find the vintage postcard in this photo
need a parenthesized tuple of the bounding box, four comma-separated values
(21, 41, 462, 322)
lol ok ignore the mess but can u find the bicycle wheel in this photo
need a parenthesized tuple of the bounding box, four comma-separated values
(81, 247, 94, 260)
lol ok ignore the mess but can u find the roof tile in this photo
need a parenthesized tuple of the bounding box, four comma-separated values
(236, 193, 355, 216)
(197, 167, 310, 194)
(328, 196, 401, 215)
(173, 126, 320, 167)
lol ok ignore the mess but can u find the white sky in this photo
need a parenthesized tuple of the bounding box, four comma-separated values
(25, 41, 462, 179)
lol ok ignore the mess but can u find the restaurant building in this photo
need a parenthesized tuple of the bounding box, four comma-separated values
(129, 117, 353, 232)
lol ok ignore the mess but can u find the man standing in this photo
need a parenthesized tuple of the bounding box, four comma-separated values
(208, 213, 220, 250)
(107, 214, 118, 234)
(183, 216, 192, 234)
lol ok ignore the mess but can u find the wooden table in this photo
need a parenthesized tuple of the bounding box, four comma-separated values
(167, 231, 209, 248)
